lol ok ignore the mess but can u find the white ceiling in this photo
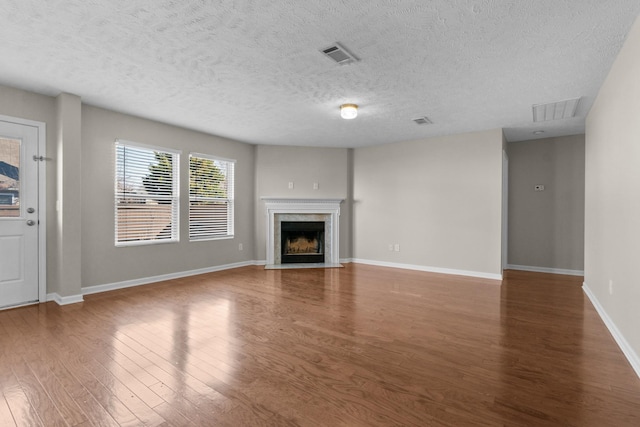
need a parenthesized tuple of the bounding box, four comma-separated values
(1, 0, 639, 148)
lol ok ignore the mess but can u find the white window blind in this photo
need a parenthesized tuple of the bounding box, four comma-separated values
(115, 140, 180, 246)
(189, 153, 235, 240)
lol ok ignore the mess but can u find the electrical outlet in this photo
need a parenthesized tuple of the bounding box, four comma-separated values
(609, 279, 613, 295)
(534, 184, 545, 191)
(313, 182, 319, 190)
(288, 181, 294, 189)
(388, 244, 394, 251)
(394, 244, 400, 252)
(238, 243, 243, 251)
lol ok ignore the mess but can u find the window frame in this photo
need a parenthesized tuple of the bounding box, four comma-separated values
(188, 152, 235, 241)
(114, 139, 181, 247)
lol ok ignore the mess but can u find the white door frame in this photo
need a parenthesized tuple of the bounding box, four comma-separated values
(0, 114, 46, 303)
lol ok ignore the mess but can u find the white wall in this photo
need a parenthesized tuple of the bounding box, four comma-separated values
(254, 145, 351, 261)
(585, 16, 640, 371)
(508, 135, 585, 273)
(353, 129, 504, 278)
(81, 105, 256, 288)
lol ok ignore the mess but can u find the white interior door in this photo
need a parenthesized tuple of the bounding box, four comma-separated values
(0, 119, 40, 309)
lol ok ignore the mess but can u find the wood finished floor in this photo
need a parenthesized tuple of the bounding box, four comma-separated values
(1, 265, 639, 426)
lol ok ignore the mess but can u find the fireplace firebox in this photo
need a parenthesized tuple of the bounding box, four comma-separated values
(280, 221, 325, 264)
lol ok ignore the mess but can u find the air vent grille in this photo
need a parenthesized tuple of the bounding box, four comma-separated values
(413, 116, 433, 125)
(321, 43, 358, 65)
(532, 97, 581, 122)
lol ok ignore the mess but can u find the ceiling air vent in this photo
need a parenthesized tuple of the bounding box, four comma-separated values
(321, 43, 358, 65)
(532, 97, 581, 122)
(413, 116, 433, 125)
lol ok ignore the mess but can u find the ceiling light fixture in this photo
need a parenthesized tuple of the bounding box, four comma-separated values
(340, 104, 358, 119)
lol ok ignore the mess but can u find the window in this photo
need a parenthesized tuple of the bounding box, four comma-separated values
(115, 140, 180, 245)
(0, 137, 20, 218)
(189, 153, 235, 240)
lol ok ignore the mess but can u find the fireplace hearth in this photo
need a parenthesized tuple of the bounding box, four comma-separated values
(281, 221, 324, 264)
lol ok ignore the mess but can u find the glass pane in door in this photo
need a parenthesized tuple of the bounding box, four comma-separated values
(0, 137, 21, 218)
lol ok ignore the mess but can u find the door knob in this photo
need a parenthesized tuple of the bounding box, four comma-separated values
(26, 220, 36, 226)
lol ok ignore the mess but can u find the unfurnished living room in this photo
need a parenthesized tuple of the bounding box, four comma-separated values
(1, 1, 640, 426)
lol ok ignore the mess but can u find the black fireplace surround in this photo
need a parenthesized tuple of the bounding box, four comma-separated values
(280, 221, 325, 264)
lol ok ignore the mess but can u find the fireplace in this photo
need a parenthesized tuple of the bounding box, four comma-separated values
(262, 198, 343, 267)
(281, 221, 325, 263)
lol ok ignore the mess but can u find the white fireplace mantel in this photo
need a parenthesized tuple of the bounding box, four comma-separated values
(262, 198, 343, 266)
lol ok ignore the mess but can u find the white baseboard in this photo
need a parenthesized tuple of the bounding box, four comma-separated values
(47, 293, 84, 305)
(82, 260, 259, 296)
(583, 283, 640, 379)
(69, 257, 501, 302)
(506, 264, 584, 276)
(351, 258, 502, 281)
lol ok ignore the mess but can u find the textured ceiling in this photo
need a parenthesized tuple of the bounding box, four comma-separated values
(1, 0, 639, 147)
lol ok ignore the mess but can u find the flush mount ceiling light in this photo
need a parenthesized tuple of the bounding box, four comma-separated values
(340, 104, 358, 119)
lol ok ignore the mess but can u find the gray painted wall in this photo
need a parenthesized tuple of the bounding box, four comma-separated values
(56, 93, 83, 297)
(353, 129, 504, 277)
(81, 105, 256, 287)
(1, 83, 588, 304)
(253, 145, 351, 261)
(508, 135, 585, 272)
(585, 16, 640, 365)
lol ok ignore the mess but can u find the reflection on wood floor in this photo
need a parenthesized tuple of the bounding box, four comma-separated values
(1, 264, 639, 426)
